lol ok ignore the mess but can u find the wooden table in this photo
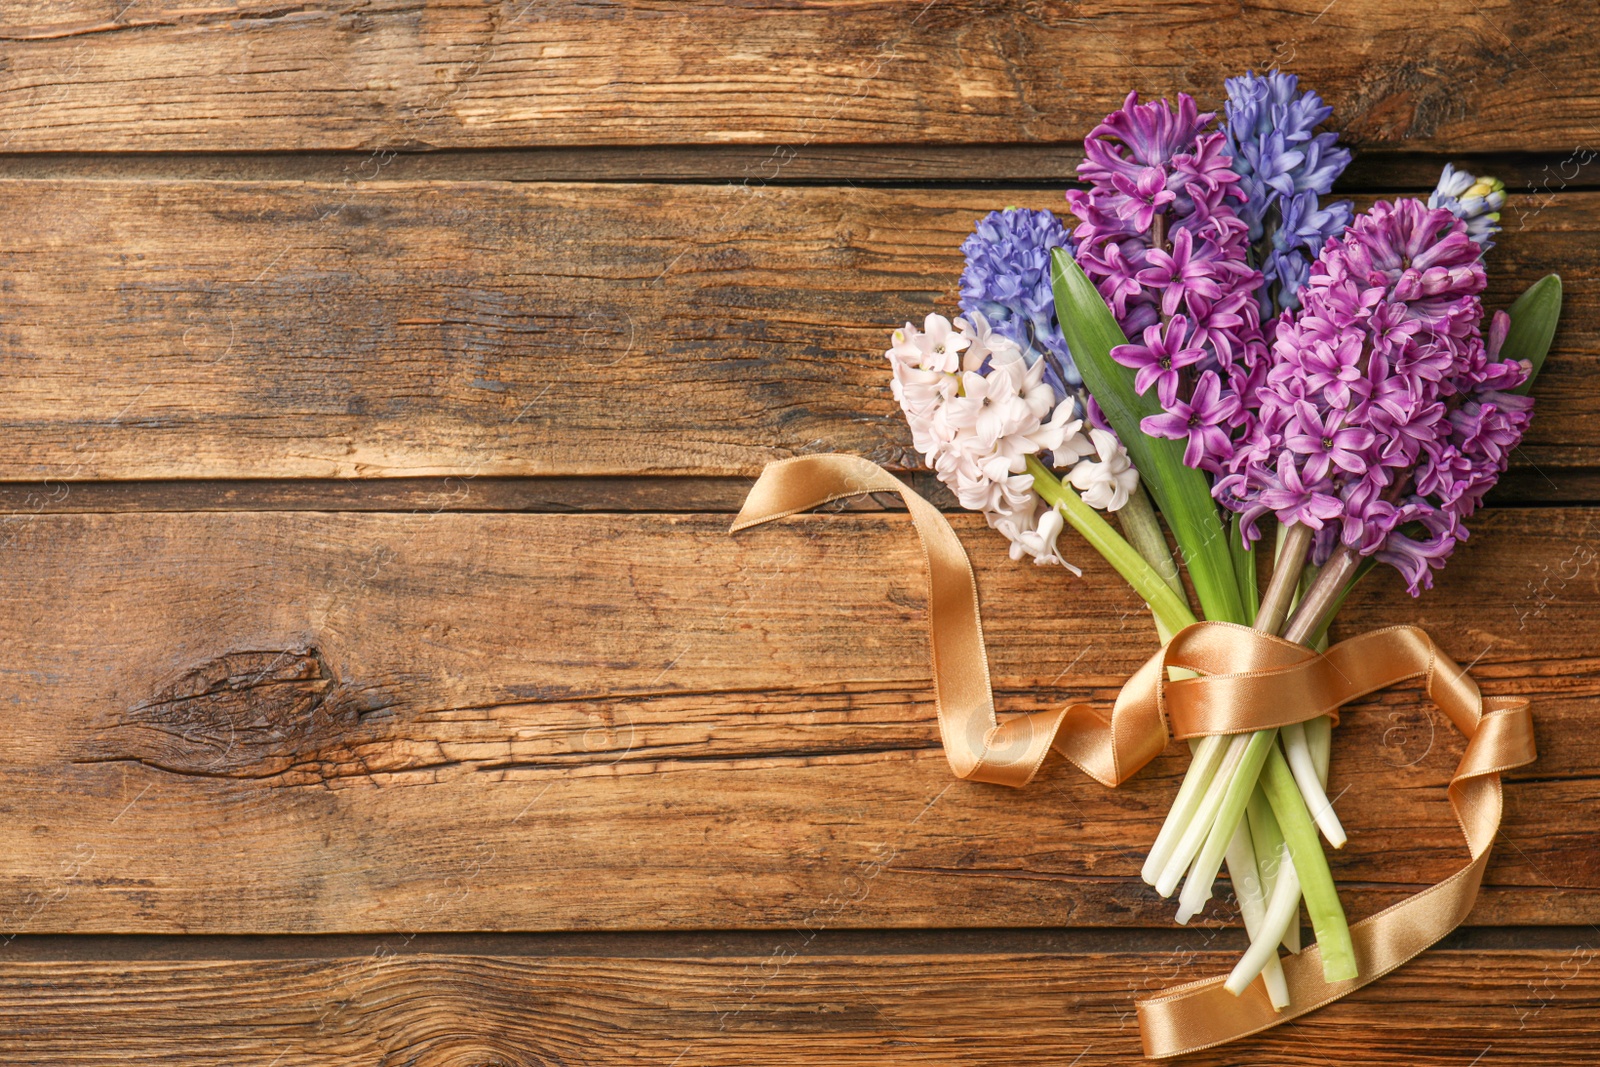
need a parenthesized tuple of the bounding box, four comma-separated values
(1, 3, 1596, 1063)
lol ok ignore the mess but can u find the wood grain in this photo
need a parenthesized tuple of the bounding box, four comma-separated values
(0, 468, 1590, 515)
(1, 2, 1593, 1058)
(0, 2, 1592, 156)
(2, 947, 1596, 1065)
(3, 146, 1590, 188)
(0, 507, 1594, 934)
(0, 181, 1593, 482)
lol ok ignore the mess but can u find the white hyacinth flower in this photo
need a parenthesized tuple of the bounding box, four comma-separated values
(889, 312, 969, 374)
(992, 506, 1080, 574)
(884, 311, 1088, 570)
(1069, 427, 1140, 512)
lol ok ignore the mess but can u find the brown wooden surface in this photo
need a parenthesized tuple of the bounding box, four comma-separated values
(0, 508, 1593, 933)
(2, 3, 1598, 1063)
(4, 944, 1598, 1065)
(0, 181, 1593, 481)
(0, 1, 1591, 154)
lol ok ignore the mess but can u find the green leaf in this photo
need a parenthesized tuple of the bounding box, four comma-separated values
(1050, 248, 1247, 625)
(1230, 512, 1258, 618)
(1505, 273, 1562, 395)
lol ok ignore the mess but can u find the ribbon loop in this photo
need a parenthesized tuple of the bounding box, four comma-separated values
(733, 456, 1536, 1057)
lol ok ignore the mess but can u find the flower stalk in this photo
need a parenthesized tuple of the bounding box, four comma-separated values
(1176, 729, 1276, 923)
(1226, 837, 1304, 996)
(1257, 523, 1312, 635)
(1262, 743, 1358, 982)
(1223, 817, 1291, 1008)
(1118, 483, 1188, 605)
(1141, 735, 1228, 886)
(1246, 784, 1301, 955)
(1027, 457, 1195, 635)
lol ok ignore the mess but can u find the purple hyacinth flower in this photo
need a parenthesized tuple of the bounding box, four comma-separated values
(1217, 197, 1533, 594)
(1136, 228, 1227, 316)
(1113, 315, 1206, 404)
(1258, 450, 1343, 529)
(1142, 370, 1241, 471)
(1067, 90, 1267, 477)
(1284, 401, 1375, 480)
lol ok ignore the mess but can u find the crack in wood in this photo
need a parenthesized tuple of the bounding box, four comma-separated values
(77, 647, 387, 780)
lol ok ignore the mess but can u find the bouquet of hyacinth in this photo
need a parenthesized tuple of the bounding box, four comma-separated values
(885, 71, 1560, 1008)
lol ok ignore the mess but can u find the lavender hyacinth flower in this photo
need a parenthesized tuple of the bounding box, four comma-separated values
(1216, 198, 1534, 593)
(1430, 163, 1506, 249)
(1065, 91, 1269, 475)
(960, 208, 1081, 392)
(1222, 70, 1354, 316)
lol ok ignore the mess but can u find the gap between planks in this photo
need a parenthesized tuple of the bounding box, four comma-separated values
(0, 148, 1593, 191)
(2, 926, 1593, 962)
(0, 471, 1595, 514)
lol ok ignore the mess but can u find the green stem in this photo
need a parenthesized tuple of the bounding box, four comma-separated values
(1141, 734, 1227, 885)
(1027, 456, 1196, 635)
(1230, 512, 1259, 620)
(1225, 837, 1302, 999)
(1118, 482, 1189, 606)
(1304, 715, 1332, 785)
(1223, 817, 1290, 1009)
(1154, 735, 1249, 898)
(1282, 720, 1346, 847)
(1262, 744, 1357, 983)
(1247, 784, 1300, 954)
(1176, 729, 1277, 923)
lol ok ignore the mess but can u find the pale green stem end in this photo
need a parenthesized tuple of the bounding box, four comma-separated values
(1262, 744, 1357, 983)
(1247, 784, 1300, 954)
(1176, 728, 1277, 923)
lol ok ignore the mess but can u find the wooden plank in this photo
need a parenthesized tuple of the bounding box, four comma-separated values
(0, 146, 1589, 189)
(0, 181, 1593, 482)
(2, 947, 1596, 1064)
(0, 507, 1595, 934)
(0, 475, 774, 516)
(0, 2, 1590, 155)
(0, 469, 1588, 516)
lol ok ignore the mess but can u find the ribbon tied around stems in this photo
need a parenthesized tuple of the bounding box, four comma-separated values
(731, 454, 1537, 1057)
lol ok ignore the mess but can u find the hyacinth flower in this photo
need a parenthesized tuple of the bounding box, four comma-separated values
(881, 208, 1154, 590)
(886, 312, 1081, 569)
(1207, 197, 1549, 995)
(1066, 90, 1270, 484)
(960, 207, 1082, 393)
(1221, 197, 1532, 606)
(1061, 90, 1282, 622)
(884, 311, 1165, 603)
(886, 202, 1185, 628)
(1431, 163, 1507, 249)
(1222, 70, 1354, 316)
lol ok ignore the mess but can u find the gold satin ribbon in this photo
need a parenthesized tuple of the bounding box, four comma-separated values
(733, 455, 1537, 1057)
